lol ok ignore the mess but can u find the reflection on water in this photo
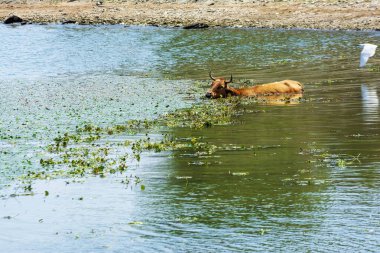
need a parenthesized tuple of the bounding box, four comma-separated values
(251, 93, 303, 105)
(0, 25, 170, 79)
(0, 24, 380, 252)
(361, 84, 379, 122)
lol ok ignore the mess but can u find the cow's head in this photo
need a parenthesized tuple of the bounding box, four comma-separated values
(205, 72, 233, 99)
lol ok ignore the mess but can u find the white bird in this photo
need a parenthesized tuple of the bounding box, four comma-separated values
(359, 43, 377, 68)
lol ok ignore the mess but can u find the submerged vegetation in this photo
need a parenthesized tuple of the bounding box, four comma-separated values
(16, 95, 244, 190)
(6, 79, 359, 193)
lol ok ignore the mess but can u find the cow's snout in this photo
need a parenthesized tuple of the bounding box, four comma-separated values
(205, 92, 212, 98)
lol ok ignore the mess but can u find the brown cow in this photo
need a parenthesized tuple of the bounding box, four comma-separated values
(205, 72, 304, 99)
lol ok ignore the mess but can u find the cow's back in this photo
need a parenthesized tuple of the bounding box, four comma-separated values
(252, 80, 303, 94)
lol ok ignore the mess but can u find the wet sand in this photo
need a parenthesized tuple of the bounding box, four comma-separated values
(0, 1, 379, 30)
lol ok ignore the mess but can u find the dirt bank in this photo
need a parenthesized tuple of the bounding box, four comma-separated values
(0, 1, 379, 30)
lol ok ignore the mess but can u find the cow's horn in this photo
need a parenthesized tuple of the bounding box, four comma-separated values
(226, 74, 233, 84)
(209, 71, 216, 81)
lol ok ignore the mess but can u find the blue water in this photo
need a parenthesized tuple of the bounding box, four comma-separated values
(1, 25, 167, 79)
(2, 24, 378, 80)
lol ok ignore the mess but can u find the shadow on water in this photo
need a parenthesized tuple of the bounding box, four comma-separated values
(155, 77, 380, 251)
(0, 24, 379, 252)
(156, 26, 380, 248)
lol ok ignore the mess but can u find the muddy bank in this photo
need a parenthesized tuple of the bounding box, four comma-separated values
(0, 1, 379, 30)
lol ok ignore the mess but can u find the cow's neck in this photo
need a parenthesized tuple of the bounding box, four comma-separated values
(226, 87, 242, 96)
(227, 86, 258, 97)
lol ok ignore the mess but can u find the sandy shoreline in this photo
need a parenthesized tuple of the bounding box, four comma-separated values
(0, 1, 379, 30)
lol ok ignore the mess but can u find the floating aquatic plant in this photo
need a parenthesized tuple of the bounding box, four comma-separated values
(15, 89, 243, 190)
(13, 79, 309, 193)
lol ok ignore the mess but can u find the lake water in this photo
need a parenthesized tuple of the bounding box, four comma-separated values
(0, 24, 379, 252)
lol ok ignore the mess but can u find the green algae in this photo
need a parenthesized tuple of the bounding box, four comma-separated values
(0, 74, 196, 187)
(15, 90, 244, 189)
(4, 76, 359, 193)
(159, 98, 240, 129)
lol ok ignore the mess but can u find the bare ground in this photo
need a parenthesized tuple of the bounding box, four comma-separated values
(0, 1, 379, 30)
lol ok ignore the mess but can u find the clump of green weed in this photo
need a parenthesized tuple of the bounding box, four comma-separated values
(18, 93, 244, 189)
(161, 98, 240, 129)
